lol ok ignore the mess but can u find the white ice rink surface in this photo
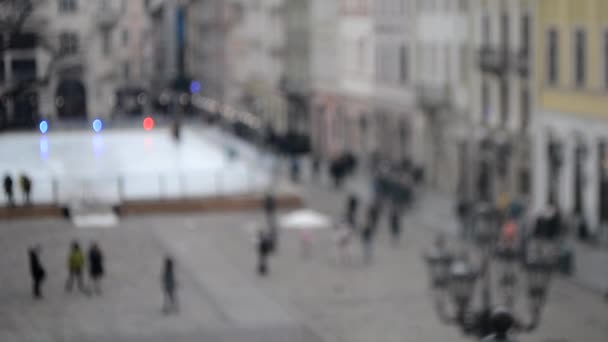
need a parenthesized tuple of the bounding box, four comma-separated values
(0, 126, 272, 205)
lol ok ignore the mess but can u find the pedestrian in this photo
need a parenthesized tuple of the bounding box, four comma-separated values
(346, 194, 359, 227)
(334, 221, 354, 265)
(257, 229, 272, 276)
(65, 240, 88, 294)
(361, 223, 375, 264)
(161, 256, 178, 314)
(456, 197, 471, 239)
(88, 242, 104, 295)
(311, 155, 320, 179)
(367, 201, 381, 230)
(290, 157, 300, 183)
(389, 206, 401, 245)
(3, 173, 14, 207)
(28, 245, 46, 299)
(19, 173, 32, 205)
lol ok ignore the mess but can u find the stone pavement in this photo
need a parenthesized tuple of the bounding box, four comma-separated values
(1, 159, 608, 342)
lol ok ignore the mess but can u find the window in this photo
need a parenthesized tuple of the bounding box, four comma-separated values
(501, 13, 509, 50)
(500, 80, 509, 125)
(481, 80, 489, 124)
(546, 29, 559, 85)
(58, 0, 77, 13)
(59, 32, 78, 55)
(400, 45, 408, 84)
(460, 45, 468, 82)
(123, 62, 130, 81)
(482, 13, 490, 45)
(122, 30, 129, 46)
(521, 14, 531, 54)
(574, 28, 586, 88)
(11, 60, 37, 82)
(521, 87, 530, 132)
(604, 30, 608, 89)
(102, 31, 111, 56)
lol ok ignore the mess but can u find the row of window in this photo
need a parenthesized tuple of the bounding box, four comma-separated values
(546, 28, 608, 90)
(58, 0, 125, 13)
(59, 28, 130, 57)
(481, 13, 531, 54)
(480, 81, 531, 131)
(376, 44, 408, 85)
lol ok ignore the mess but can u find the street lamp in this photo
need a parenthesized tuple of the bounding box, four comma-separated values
(423, 221, 557, 339)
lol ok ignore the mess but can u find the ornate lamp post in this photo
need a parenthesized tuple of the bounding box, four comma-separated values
(423, 215, 557, 340)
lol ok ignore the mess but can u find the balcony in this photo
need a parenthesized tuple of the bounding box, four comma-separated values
(97, 6, 121, 30)
(416, 84, 451, 118)
(478, 46, 508, 75)
(54, 53, 85, 77)
(511, 49, 530, 78)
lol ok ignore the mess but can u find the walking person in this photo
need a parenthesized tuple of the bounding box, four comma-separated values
(361, 223, 375, 264)
(28, 245, 46, 299)
(88, 242, 104, 295)
(311, 154, 320, 180)
(161, 256, 179, 314)
(256, 229, 272, 276)
(3, 174, 14, 207)
(389, 205, 402, 245)
(19, 173, 32, 205)
(334, 220, 354, 265)
(65, 240, 88, 294)
(345, 194, 359, 227)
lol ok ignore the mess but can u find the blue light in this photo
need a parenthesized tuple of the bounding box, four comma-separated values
(92, 119, 103, 133)
(190, 81, 201, 94)
(39, 120, 48, 134)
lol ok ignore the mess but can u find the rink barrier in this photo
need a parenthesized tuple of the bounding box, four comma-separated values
(116, 192, 303, 216)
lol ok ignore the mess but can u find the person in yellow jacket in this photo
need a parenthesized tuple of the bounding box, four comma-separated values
(65, 240, 88, 294)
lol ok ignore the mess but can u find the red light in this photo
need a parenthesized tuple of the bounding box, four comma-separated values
(143, 117, 154, 131)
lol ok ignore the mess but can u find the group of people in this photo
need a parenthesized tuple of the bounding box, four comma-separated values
(4, 173, 32, 206)
(28, 240, 104, 299)
(343, 194, 404, 264)
(27, 240, 180, 314)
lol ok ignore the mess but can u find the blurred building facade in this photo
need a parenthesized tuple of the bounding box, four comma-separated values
(1, 0, 150, 126)
(0, 1, 52, 129)
(469, 0, 534, 205)
(310, 0, 340, 159)
(372, 0, 416, 166)
(227, 0, 287, 134)
(413, 0, 471, 193)
(533, 0, 608, 240)
(328, 0, 375, 161)
(184, 0, 235, 104)
(283, 0, 312, 137)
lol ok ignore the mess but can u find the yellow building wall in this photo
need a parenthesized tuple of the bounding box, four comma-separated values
(537, 0, 608, 119)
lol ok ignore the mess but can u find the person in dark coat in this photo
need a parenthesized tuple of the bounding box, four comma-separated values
(367, 201, 381, 230)
(19, 173, 32, 205)
(28, 245, 45, 299)
(88, 242, 104, 295)
(257, 229, 272, 275)
(361, 223, 375, 264)
(311, 155, 321, 179)
(161, 256, 178, 314)
(389, 206, 402, 245)
(3, 174, 14, 207)
(346, 194, 359, 227)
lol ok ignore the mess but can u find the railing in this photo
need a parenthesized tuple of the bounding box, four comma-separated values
(478, 46, 508, 75)
(5, 168, 273, 207)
